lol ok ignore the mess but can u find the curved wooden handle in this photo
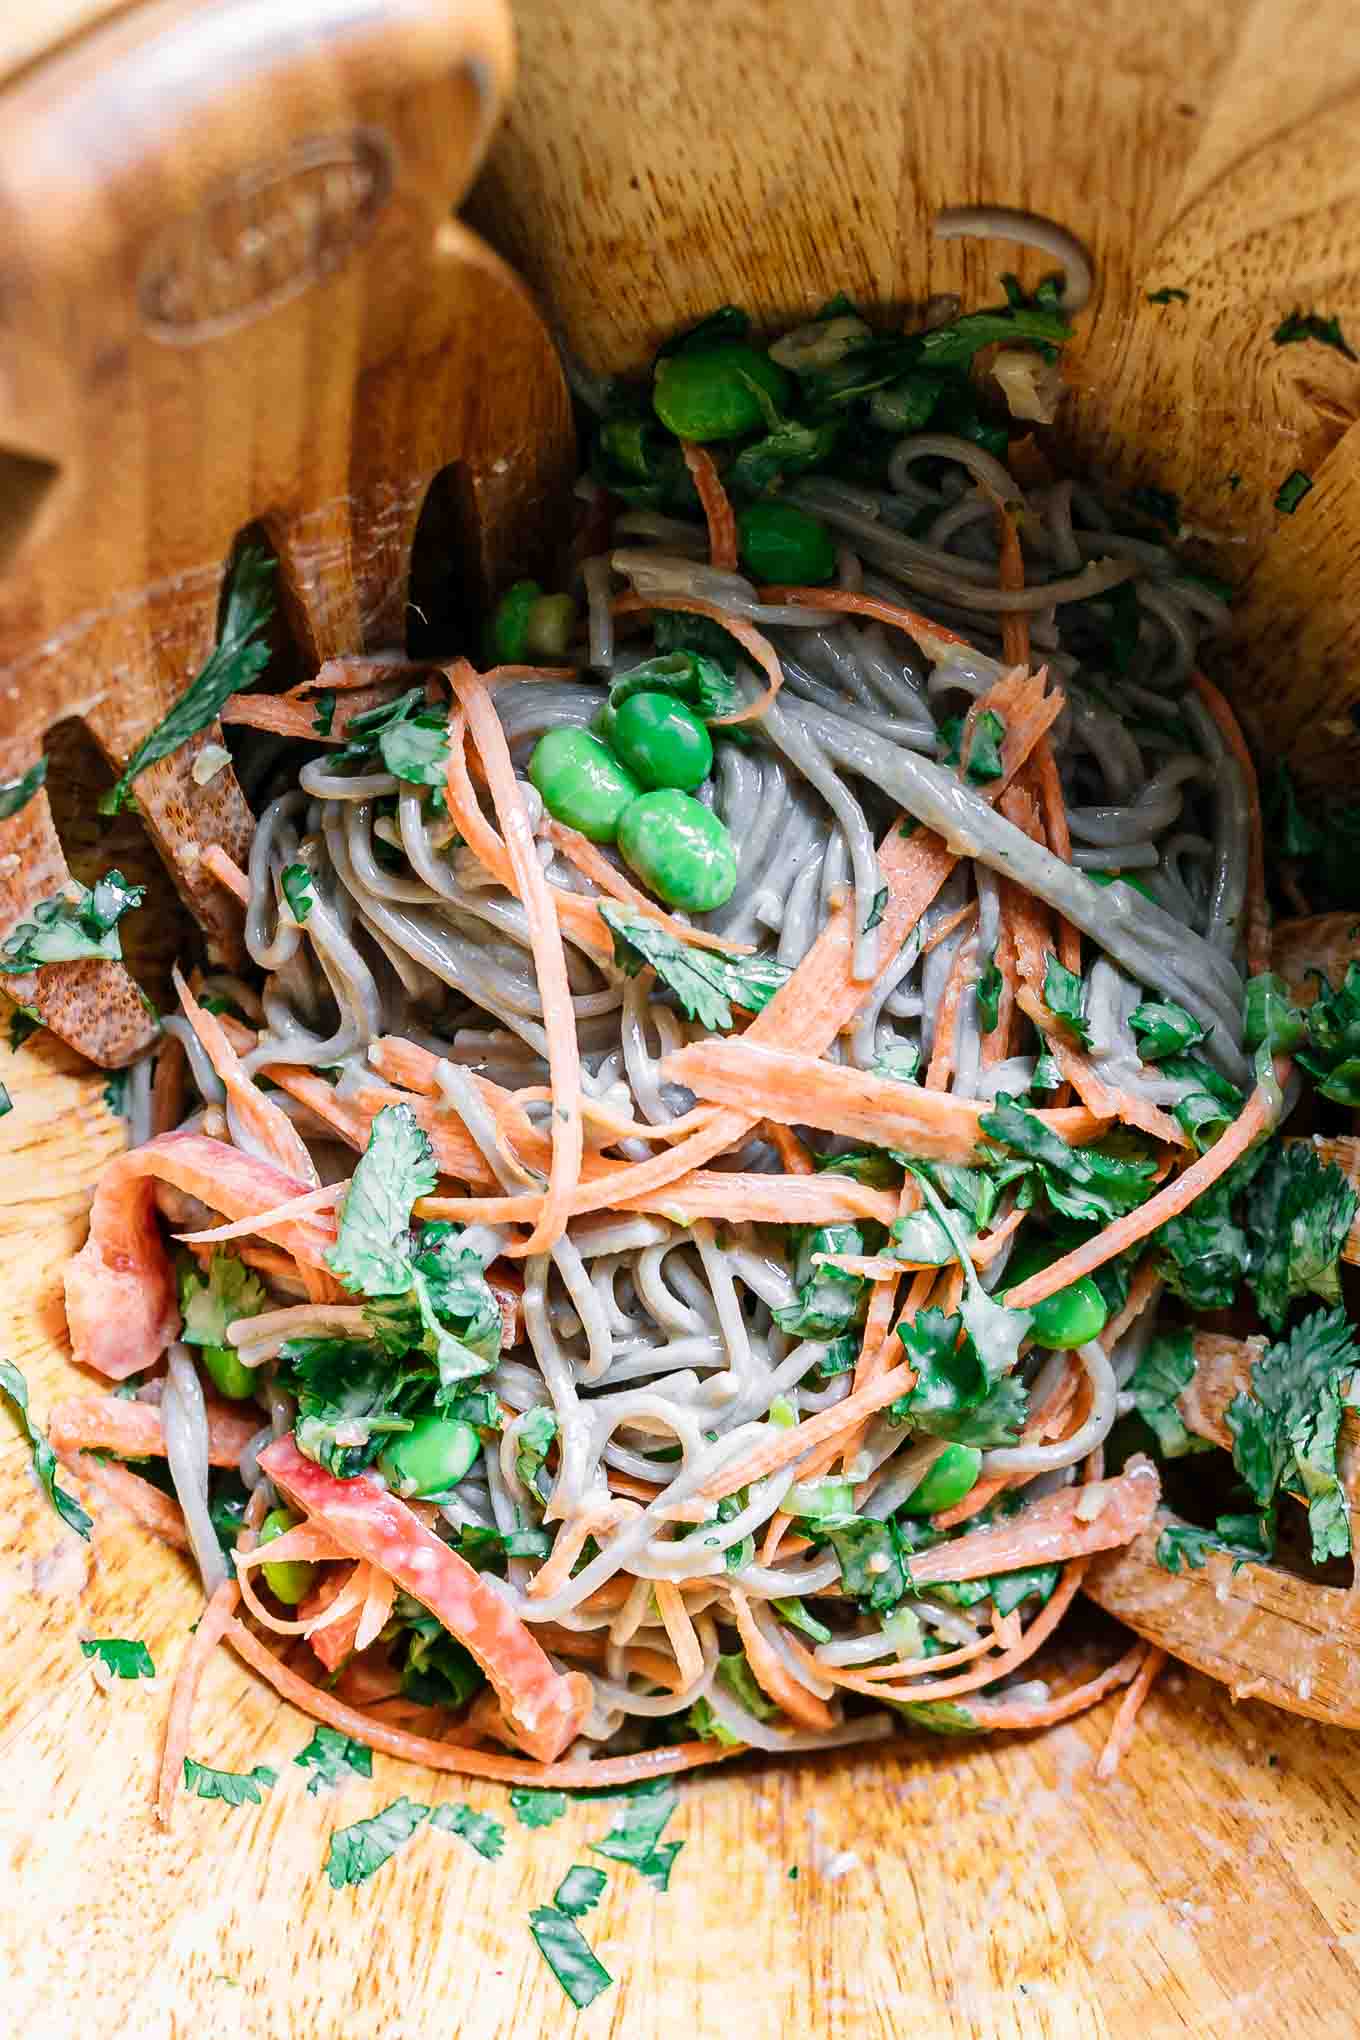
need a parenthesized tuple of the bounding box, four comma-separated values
(0, 0, 572, 1064)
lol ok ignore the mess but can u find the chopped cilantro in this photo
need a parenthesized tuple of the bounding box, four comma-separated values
(80, 1637, 155, 1678)
(182, 1758, 276, 1807)
(774, 1224, 865, 1338)
(979, 1097, 1156, 1225)
(1275, 469, 1313, 515)
(891, 1306, 1028, 1447)
(864, 884, 889, 934)
(1128, 999, 1208, 1061)
(0, 758, 46, 822)
(180, 1252, 267, 1346)
(0, 1358, 91, 1538)
(1272, 309, 1357, 361)
(873, 1042, 922, 1084)
(1243, 1141, 1356, 1328)
(1042, 954, 1092, 1048)
(940, 709, 1006, 783)
(554, 1865, 607, 1919)
(515, 1406, 558, 1499)
(0, 871, 145, 976)
(325, 1796, 430, 1885)
(1227, 1306, 1360, 1561)
(0, 1083, 10, 1118)
(311, 691, 337, 738)
(280, 864, 314, 924)
(1296, 962, 1360, 1105)
(510, 1787, 568, 1829)
(1126, 1329, 1215, 1459)
(1156, 1513, 1276, 1575)
(326, 1104, 438, 1295)
(294, 1726, 373, 1794)
(429, 1802, 505, 1859)
(716, 1652, 777, 1721)
(599, 902, 789, 1030)
(101, 548, 274, 814)
(529, 1907, 613, 2008)
(976, 953, 1002, 1034)
(773, 1596, 833, 1644)
(589, 1784, 682, 1891)
(7, 1007, 42, 1052)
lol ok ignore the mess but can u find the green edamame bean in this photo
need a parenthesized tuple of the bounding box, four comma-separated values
(1088, 869, 1155, 902)
(486, 579, 541, 664)
(377, 1414, 481, 1499)
(528, 728, 641, 841)
(609, 691, 713, 792)
(616, 789, 738, 912)
(259, 1507, 317, 1606)
(1002, 1241, 1109, 1350)
(200, 1341, 257, 1402)
(652, 344, 792, 442)
(736, 501, 837, 585)
(901, 1443, 982, 1516)
(523, 592, 577, 659)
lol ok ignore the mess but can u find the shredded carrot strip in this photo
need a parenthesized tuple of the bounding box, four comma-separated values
(200, 843, 250, 904)
(919, 899, 977, 957)
(925, 934, 975, 1091)
(754, 584, 975, 659)
(1096, 1644, 1167, 1778)
(225, 1620, 744, 1784)
(1030, 739, 1082, 976)
(447, 662, 584, 1256)
(1103, 1255, 1161, 1349)
(696, 1361, 918, 1503)
(1191, 669, 1269, 977)
(762, 1121, 815, 1174)
(419, 1168, 898, 1230)
(220, 682, 404, 742)
(543, 819, 752, 955)
(781, 1607, 1020, 1695)
(156, 1578, 240, 1825)
(175, 1180, 344, 1245)
(728, 1588, 835, 1731)
(177, 968, 321, 1189)
(529, 1503, 638, 1602)
(982, 919, 1019, 1064)
(681, 442, 739, 570)
(612, 594, 782, 725)
(1045, 1037, 1188, 1149)
(967, 1640, 1146, 1730)
(1004, 1067, 1286, 1309)
(654, 1582, 706, 1692)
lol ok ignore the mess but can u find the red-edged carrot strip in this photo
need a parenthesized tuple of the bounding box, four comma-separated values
(50, 1395, 259, 1468)
(1095, 1643, 1166, 1778)
(298, 1564, 361, 1672)
(260, 1437, 592, 1763)
(225, 1618, 744, 1784)
(612, 594, 782, 725)
(1004, 1066, 1287, 1309)
(1191, 668, 1269, 977)
(156, 1578, 241, 1825)
(681, 442, 739, 571)
(200, 843, 250, 905)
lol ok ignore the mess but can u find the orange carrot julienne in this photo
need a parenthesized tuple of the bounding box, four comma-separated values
(157, 1578, 240, 1824)
(925, 933, 976, 1091)
(447, 662, 584, 1258)
(200, 843, 250, 904)
(728, 1588, 835, 1732)
(755, 584, 976, 658)
(1095, 1644, 1167, 1778)
(175, 967, 321, 1189)
(611, 594, 782, 724)
(696, 1361, 918, 1503)
(1004, 1065, 1287, 1310)
(681, 442, 739, 571)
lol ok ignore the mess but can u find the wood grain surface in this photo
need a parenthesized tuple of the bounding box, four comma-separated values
(7, 0, 1360, 2035)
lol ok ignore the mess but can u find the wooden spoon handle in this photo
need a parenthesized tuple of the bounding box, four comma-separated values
(0, 0, 571, 1065)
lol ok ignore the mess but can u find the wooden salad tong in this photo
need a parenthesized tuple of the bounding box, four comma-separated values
(0, 0, 572, 1066)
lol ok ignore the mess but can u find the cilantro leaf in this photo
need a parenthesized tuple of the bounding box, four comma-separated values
(598, 902, 790, 1031)
(0, 871, 145, 976)
(1156, 1515, 1276, 1574)
(1243, 1142, 1357, 1328)
(1226, 1306, 1360, 1561)
(728, 411, 843, 495)
(1272, 309, 1358, 362)
(940, 709, 1006, 783)
(8, 1007, 42, 1052)
(1242, 972, 1309, 1058)
(716, 1652, 777, 1721)
(813, 1516, 912, 1611)
(529, 1907, 613, 2008)
(589, 1785, 682, 1891)
(325, 1796, 429, 1886)
(772, 1596, 833, 1644)
(399, 1622, 484, 1707)
(863, 884, 889, 934)
(554, 1866, 607, 1919)
(509, 1787, 568, 1829)
(179, 1252, 267, 1346)
(773, 1224, 865, 1338)
(80, 1637, 154, 1678)
(0, 1358, 91, 1538)
(891, 1307, 1028, 1447)
(1129, 999, 1208, 1061)
(294, 1726, 373, 1795)
(282, 1336, 427, 1478)
(311, 691, 337, 738)
(1042, 954, 1092, 1049)
(515, 1405, 558, 1499)
(429, 1802, 505, 1859)
(976, 953, 1002, 1034)
(0, 758, 46, 822)
(979, 1097, 1157, 1225)
(989, 1564, 1061, 1617)
(890, 1698, 983, 1735)
(873, 1042, 922, 1084)
(326, 1104, 437, 1295)
(380, 709, 450, 787)
(606, 649, 741, 724)
(101, 548, 274, 814)
(280, 864, 314, 924)
(688, 1697, 743, 1745)
(1158, 1052, 1244, 1152)
(182, 1758, 276, 1807)
(1297, 962, 1360, 1106)
(0, 1083, 10, 1118)
(1126, 1329, 1215, 1458)
(1275, 469, 1313, 515)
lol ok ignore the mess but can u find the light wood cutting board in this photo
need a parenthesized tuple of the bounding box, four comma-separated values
(6, 0, 1360, 2035)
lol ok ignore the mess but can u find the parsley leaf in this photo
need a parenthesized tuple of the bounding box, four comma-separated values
(429, 1802, 505, 1859)
(0, 758, 46, 822)
(325, 1796, 429, 1885)
(280, 864, 314, 924)
(1226, 1307, 1360, 1562)
(979, 1096, 1156, 1225)
(510, 1787, 568, 1829)
(1272, 309, 1358, 362)
(1126, 1329, 1215, 1458)
(179, 1252, 267, 1346)
(294, 1726, 373, 1795)
(554, 1866, 607, 1919)
(0, 1358, 91, 1538)
(80, 1637, 154, 1678)
(529, 1907, 613, 2008)
(1129, 999, 1208, 1061)
(0, 871, 145, 976)
(326, 1104, 438, 1295)
(606, 649, 741, 725)
(599, 902, 790, 1031)
(1042, 954, 1092, 1048)
(589, 1784, 682, 1891)
(1243, 1142, 1357, 1329)
(1275, 469, 1313, 515)
(976, 953, 1002, 1034)
(182, 1758, 276, 1807)
(101, 547, 274, 814)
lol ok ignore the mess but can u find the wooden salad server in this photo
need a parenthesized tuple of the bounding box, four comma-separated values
(0, 0, 573, 1067)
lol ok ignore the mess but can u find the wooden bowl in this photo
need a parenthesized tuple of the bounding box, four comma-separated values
(5, 1, 1360, 2033)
